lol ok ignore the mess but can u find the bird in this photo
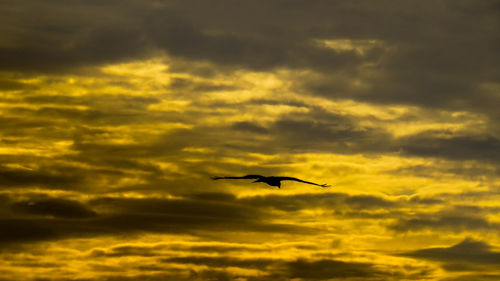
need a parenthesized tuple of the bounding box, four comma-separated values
(211, 174, 330, 188)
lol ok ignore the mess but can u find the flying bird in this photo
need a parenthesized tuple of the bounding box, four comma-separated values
(211, 174, 330, 188)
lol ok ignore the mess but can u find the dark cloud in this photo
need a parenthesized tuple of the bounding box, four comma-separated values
(388, 164, 499, 183)
(1, 0, 498, 121)
(189, 192, 238, 202)
(407, 196, 444, 205)
(0, 218, 60, 244)
(88, 196, 260, 221)
(402, 238, 500, 270)
(10, 198, 97, 218)
(0, 161, 131, 193)
(240, 192, 397, 212)
(390, 210, 497, 233)
(40, 269, 278, 281)
(90, 243, 261, 258)
(0, 0, 152, 73)
(0, 165, 81, 189)
(226, 114, 500, 163)
(4, 96, 163, 130)
(440, 274, 500, 281)
(225, 109, 394, 155)
(163, 256, 277, 270)
(1, 0, 371, 73)
(231, 121, 269, 134)
(0, 190, 451, 246)
(0, 116, 59, 135)
(0, 195, 314, 245)
(292, 1, 500, 116)
(273, 118, 369, 143)
(0, 78, 30, 90)
(162, 255, 416, 280)
(400, 133, 500, 163)
(154, 21, 371, 72)
(421, 191, 500, 206)
(185, 244, 261, 254)
(0, 26, 148, 73)
(90, 246, 157, 258)
(287, 258, 382, 279)
(158, 1, 500, 116)
(169, 77, 238, 92)
(344, 195, 395, 208)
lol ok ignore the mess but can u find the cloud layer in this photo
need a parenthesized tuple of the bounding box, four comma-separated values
(0, 1, 499, 280)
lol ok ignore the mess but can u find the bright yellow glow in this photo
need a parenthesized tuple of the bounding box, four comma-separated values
(101, 58, 170, 80)
(314, 39, 386, 55)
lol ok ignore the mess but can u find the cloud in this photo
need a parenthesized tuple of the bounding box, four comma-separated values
(0, 0, 371, 73)
(0, 78, 31, 90)
(0, 1, 499, 280)
(402, 238, 500, 272)
(240, 192, 397, 212)
(231, 121, 269, 134)
(162, 255, 419, 280)
(0, 195, 314, 245)
(227, 113, 500, 163)
(387, 163, 499, 183)
(287, 258, 383, 279)
(90, 243, 262, 258)
(440, 274, 500, 281)
(224, 109, 394, 155)
(390, 210, 497, 233)
(0, 0, 497, 126)
(169, 77, 238, 93)
(0, 190, 450, 246)
(0, 166, 81, 189)
(400, 133, 500, 163)
(344, 195, 395, 208)
(0, 0, 152, 73)
(10, 198, 97, 218)
(163, 256, 277, 270)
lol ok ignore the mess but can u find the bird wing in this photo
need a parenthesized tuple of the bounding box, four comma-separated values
(276, 177, 330, 187)
(212, 175, 264, 180)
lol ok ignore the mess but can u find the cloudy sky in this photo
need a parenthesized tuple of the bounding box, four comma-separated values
(1, 1, 499, 280)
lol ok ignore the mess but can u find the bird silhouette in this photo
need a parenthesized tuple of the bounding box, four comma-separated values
(211, 174, 330, 188)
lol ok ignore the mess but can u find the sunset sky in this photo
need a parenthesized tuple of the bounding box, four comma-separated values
(1, 1, 500, 280)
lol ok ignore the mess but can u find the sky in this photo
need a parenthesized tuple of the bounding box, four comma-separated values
(0, 0, 499, 280)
